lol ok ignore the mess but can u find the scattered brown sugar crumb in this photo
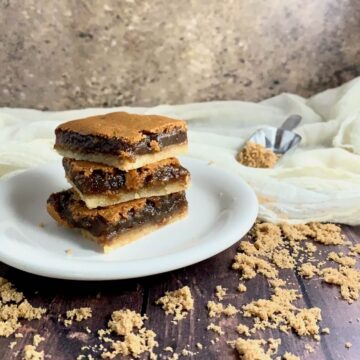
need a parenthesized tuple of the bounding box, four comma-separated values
(283, 352, 300, 360)
(37, 223, 45, 228)
(23, 335, 45, 360)
(234, 338, 281, 360)
(242, 287, 321, 338)
(215, 285, 227, 300)
(23, 344, 44, 360)
(107, 309, 144, 336)
(181, 348, 195, 356)
(236, 324, 251, 336)
(298, 263, 319, 278)
(207, 301, 238, 318)
(155, 286, 194, 321)
(321, 327, 330, 334)
(33, 334, 44, 347)
(345, 342, 352, 349)
(9, 341, 16, 349)
(305, 242, 317, 254)
(304, 344, 315, 353)
(272, 249, 295, 269)
(349, 244, 360, 255)
(281, 224, 314, 242)
(327, 252, 356, 267)
(237, 142, 278, 168)
(164, 346, 173, 352)
(321, 266, 360, 303)
(65, 248, 73, 256)
(0, 278, 46, 338)
(101, 309, 158, 359)
(269, 278, 286, 288)
(196, 342, 203, 350)
(309, 223, 344, 245)
(238, 283, 247, 293)
(232, 253, 278, 280)
(254, 222, 282, 253)
(207, 323, 224, 335)
(65, 307, 92, 327)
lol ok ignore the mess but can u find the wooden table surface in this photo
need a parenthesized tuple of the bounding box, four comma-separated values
(0, 225, 359, 360)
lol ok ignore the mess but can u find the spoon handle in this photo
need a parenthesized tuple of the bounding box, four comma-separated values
(280, 115, 302, 131)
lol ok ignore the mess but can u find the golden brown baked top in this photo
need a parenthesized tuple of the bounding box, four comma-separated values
(56, 112, 187, 144)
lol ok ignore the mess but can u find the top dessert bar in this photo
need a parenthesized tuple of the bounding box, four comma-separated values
(54, 112, 188, 170)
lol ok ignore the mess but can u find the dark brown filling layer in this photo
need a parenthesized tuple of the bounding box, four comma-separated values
(63, 158, 189, 195)
(55, 128, 187, 157)
(47, 190, 187, 242)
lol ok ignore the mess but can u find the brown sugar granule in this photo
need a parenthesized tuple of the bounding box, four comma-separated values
(283, 352, 300, 360)
(107, 309, 144, 336)
(215, 285, 227, 301)
(0, 278, 46, 338)
(23, 334, 45, 360)
(345, 342, 352, 349)
(269, 278, 286, 288)
(235, 338, 281, 360)
(327, 252, 356, 267)
(65, 307, 92, 327)
(305, 242, 317, 254)
(237, 142, 278, 168)
(238, 284, 247, 293)
(304, 344, 315, 353)
(242, 287, 321, 338)
(155, 286, 194, 321)
(254, 223, 282, 253)
(23, 345, 44, 360)
(207, 323, 224, 335)
(236, 324, 251, 336)
(309, 223, 344, 245)
(232, 253, 278, 280)
(207, 301, 238, 318)
(281, 224, 314, 242)
(298, 263, 319, 278)
(272, 249, 295, 269)
(196, 342, 203, 350)
(235, 339, 270, 360)
(321, 327, 330, 334)
(101, 309, 158, 359)
(349, 244, 360, 255)
(9, 341, 16, 349)
(321, 266, 360, 303)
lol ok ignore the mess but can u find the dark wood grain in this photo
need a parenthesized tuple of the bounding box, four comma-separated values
(0, 226, 359, 359)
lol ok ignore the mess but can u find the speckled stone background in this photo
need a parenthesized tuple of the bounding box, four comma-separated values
(1, 0, 360, 110)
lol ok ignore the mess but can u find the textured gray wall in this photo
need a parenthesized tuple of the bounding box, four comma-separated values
(1, 0, 360, 110)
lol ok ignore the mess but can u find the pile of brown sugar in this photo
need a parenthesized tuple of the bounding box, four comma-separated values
(155, 286, 194, 322)
(0, 277, 46, 337)
(237, 142, 278, 168)
(100, 309, 158, 359)
(225, 220, 360, 359)
(64, 307, 92, 327)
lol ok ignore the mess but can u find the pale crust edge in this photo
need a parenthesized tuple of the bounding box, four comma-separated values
(55, 143, 188, 170)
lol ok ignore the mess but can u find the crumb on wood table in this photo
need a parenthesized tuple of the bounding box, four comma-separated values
(155, 286, 194, 322)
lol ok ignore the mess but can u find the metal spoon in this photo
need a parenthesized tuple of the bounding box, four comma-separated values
(245, 114, 302, 156)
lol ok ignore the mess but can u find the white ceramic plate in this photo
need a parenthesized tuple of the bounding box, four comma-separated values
(0, 157, 258, 280)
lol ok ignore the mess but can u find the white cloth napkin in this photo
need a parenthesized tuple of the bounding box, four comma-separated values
(1, 78, 360, 225)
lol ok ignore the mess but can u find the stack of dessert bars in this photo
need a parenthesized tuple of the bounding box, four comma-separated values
(47, 112, 190, 252)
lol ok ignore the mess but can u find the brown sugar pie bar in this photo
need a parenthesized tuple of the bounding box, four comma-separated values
(47, 189, 188, 252)
(63, 157, 190, 209)
(54, 112, 188, 171)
